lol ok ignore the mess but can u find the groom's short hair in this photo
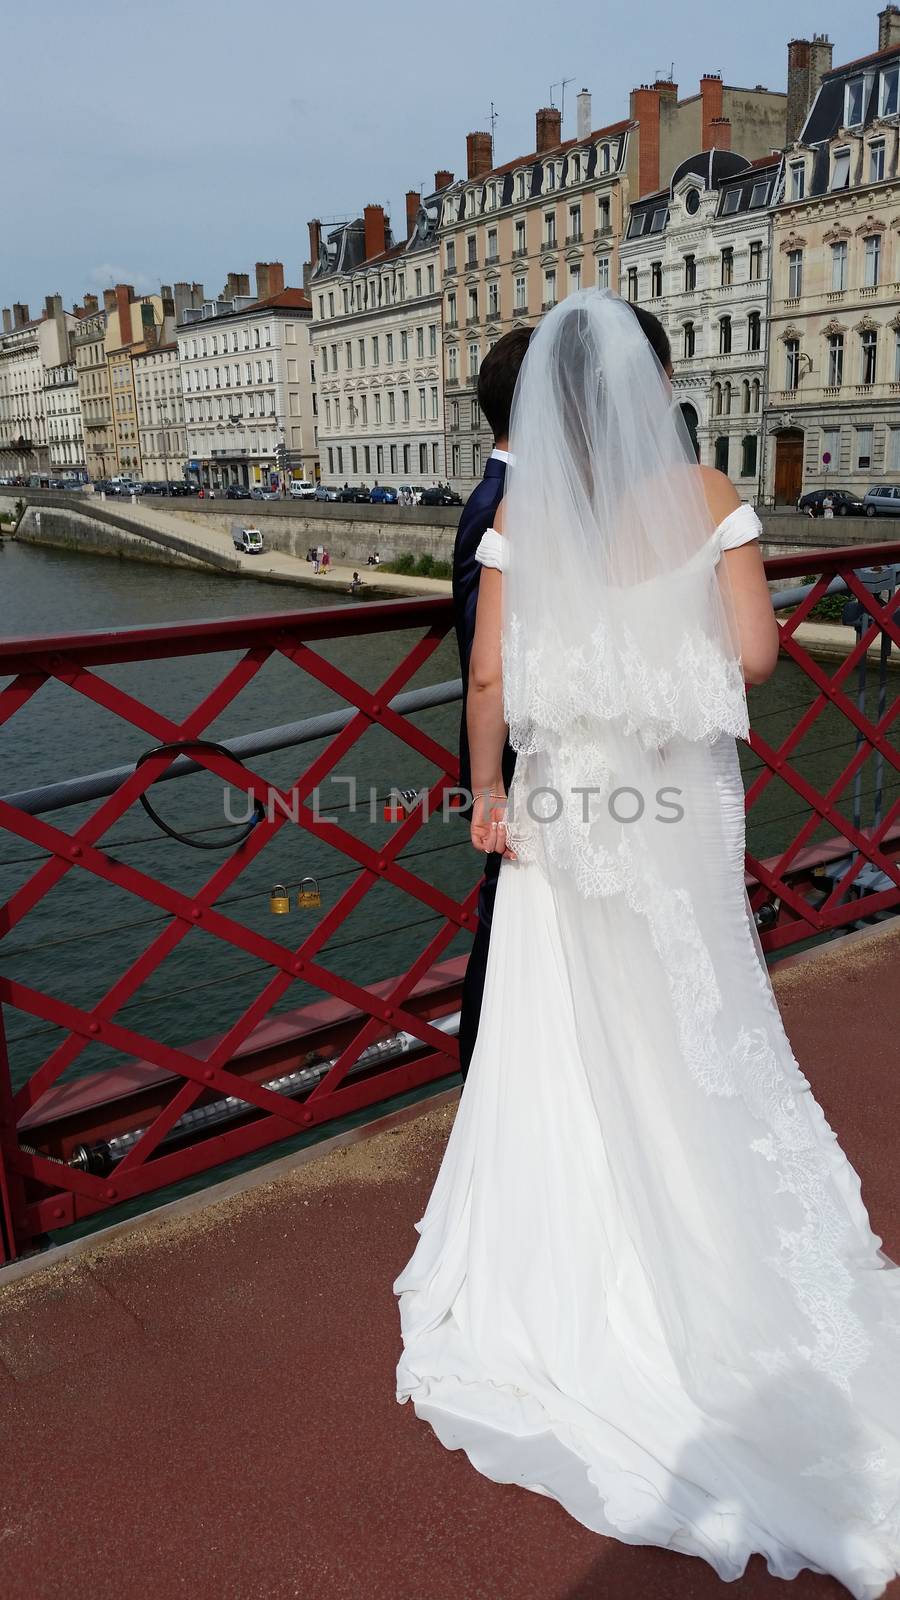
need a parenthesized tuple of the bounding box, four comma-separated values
(630, 305, 671, 372)
(477, 327, 533, 441)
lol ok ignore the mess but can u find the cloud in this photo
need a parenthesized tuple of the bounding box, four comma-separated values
(89, 263, 158, 294)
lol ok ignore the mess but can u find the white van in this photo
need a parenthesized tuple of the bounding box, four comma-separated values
(289, 479, 317, 499)
(231, 524, 264, 554)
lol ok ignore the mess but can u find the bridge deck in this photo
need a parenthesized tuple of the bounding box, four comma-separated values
(0, 922, 898, 1600)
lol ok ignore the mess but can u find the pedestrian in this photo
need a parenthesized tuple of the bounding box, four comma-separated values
(349, 570, 363, 595)
(823, 492, 834, 520)
(316, 542, 324, 575)
(321, 547, 331, 575)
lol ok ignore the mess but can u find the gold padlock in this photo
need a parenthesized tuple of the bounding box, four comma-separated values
(269, 883, 290, 914)
(297, 875, 321, 910)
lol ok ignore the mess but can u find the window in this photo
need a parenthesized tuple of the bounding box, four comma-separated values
(427, 265, 435, 293)
(345, 340, 353, 370)
(374, 393, 382, 424)
(860, 329, 877, 386)
(544, 212, 557, 248)
(416, 326, 424, 358)
(514, 274, 527, 312)
(844, 78, 864, 127)
(752, 377, 761, 412)
(447, 291, 457, 328)
(429, 324, 437, 355)
(448, 346, 457, 382)
(628, 213, 647, 238)
(831, 240, 848, 292)
(467, 287, 478, 323)
(650, 206, 667, 232)
(714, 436, 729, 473)
(487, 227, 498, 261)
(890, 429, 900, 471)
(569, 262, 581, 293)
(466, 234, 477, 267)
(787, 249, 803, 299)
(468, 341, 480, 378)
(471, 399, 481, 428)
(358, 338, 366, 367)
(545, 163, 556, 191)
(721, 246, 733, 286)
(881, 63, 899, 117)
(544, 268, 557, 308)
(740, 435, 757, 477)
(514, 218, 526, 255)
(569, 203, 582, 241)
(831, 148, 851, 190)
(856, 427, 873, 470)
(431, 385, 438, 420)
(372, 335, 379, 366)
(446, 241, 456, 273)
(626, 265, 638, 303)
(870, 141, 886, 183)
(650, 261, 662, 298)
(488, 281, 500, 317)
(683, 321, 695, 359)
(719, 315, 732, 355)
(747, 311, 761, 352)
(418, 386, 426, 420)
(402, 389, 410, 421)
(684, 254, 696, 291)
(597, 197, 611, 232)
(823, 427, 840, 468)
(570, 153, 582, 184)
(722, 189, 741, 215)
(596, 256, 610, 290)
(414, 268, 422, 297)
(388, 390, 396, 422)
(864, 235, 882, 288)
(741, 379, 751, 413)
(827, 333, 844, 388)
(785, 338, 800, 390)
(749, 181, 770, 208)
(516, 172, 527, 202)
(749, 240, 763, 280)
(386, 332, 394, 362)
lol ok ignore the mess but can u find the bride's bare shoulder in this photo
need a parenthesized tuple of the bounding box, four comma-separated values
(696, 466, 741, 528)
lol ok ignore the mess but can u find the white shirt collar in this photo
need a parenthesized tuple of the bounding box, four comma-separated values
(490, 448, 513, 465)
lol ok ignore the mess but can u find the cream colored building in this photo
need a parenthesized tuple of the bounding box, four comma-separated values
(44, 359, 85, 478)
(309, 198, 444, 485)
(437, 67, 792, 491)
(178, 265, 317, 490)
(72, 298, 115, 480)
(133, 343, 186, 484)
(764, 9, 900, 502)
(0, 296, 79, 479)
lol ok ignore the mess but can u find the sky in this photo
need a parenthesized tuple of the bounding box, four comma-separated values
(2, 0, 872, 314)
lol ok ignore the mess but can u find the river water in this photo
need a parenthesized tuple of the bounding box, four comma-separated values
(0, 541, 893, 1233)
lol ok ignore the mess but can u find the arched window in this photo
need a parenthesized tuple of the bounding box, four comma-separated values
(748, 310, 761, 352)
(724, 380, 732, 415)
(742, 379, 751, 414)
(719, 315, 732, 355)
(713, 381, 722, 416)
(752, 377, 761, 412)
(683, 321, 696, 358)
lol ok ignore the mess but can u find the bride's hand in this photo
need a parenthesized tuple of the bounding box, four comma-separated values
(470, 790, 516, 859)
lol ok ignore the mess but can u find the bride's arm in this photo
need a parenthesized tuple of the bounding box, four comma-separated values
(467, 502, 512, 855)
(700, 468, 780, 687)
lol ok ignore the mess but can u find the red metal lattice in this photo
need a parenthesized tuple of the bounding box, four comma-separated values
(0, 549, 898, 1262)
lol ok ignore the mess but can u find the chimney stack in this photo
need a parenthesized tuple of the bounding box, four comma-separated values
(102, 288, 118, 314)
(2, 309, 11, 333)
(363, 203, 389, 260)
(880, 5, 900, 48)
(115, 283, 134, 346)
(709, 116, 732, 150)
(12, 303, 30, 328)
(785, 34, 833, 144)
(405, 189, 420, 239)
(308, 218, 322, 267)
(466, 131, 493, 179)
(267, 262, 284, 296)
(434, 169, 454, 190)
(224, 271, 243, 299)
(535, 106, 562, 154)
(700, 74, 724, 151)
(255, 262, 271, 301)
(83, 293, 99, 316)
(629, 84, 662, 196)
(576, 89, 592, 140)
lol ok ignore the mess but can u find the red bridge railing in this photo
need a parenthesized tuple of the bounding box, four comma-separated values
(0, 544, 897, 1263)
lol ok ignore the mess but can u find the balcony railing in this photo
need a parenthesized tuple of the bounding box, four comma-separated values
(0, 547, 897, 1261)
(566, 231, 583, 245)
(512, 246, 528, 259)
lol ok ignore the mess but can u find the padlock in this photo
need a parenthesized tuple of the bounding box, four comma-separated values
(270, 883, 290, 914)
(297, 875, 321, 909)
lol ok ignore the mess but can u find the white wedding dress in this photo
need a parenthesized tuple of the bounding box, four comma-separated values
(394, 506, 900, 1599)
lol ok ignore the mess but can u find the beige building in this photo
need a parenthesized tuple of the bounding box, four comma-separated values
(72, 297, 115, 480)
(44, 359, 85, 479)
(133, 343, 186, 484)
(178, 264, 317, 490)
(309, 197, 443, 485)
(437, 72, 790, 490)
(0, 295, 80, 480)
(765, 9, 900, 502)
(105, 285, 176, 479)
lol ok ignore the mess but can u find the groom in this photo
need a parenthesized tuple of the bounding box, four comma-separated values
(453, 327, 532, 1080)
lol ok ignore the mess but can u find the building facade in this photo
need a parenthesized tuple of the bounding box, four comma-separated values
(177, 265, 317, 490)
(44, 359, 85, 478)
(309, 197, 444, 486)
(0, 296, 79, 480)
(133, 343, 186, 484)
(72, 298, 115, 480)
(765, 8, 900, 502)
(620, 149, 779, 498)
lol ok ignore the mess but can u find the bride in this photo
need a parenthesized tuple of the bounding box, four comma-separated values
(393, 291, 900, 1598)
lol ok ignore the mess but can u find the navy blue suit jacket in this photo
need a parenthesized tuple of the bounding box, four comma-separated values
(452, 455, 515, 801)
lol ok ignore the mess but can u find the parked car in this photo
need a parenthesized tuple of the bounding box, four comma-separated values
(289, 479, 317, 499)
(226, 484, 252, 499)
(314, 484, 339, 501)
(337, 484, 371, 503)
(797, 488, 865, 517)
(369, 485, 398, 504)
(863, 485, 900, 517)
(231, 524, 264, 554)
(250, 486, 279, 500)
(421, 483, 463, 507)
(167, 481, 192, 496)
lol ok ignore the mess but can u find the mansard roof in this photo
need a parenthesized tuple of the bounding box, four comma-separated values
(801, 40, 900, 144)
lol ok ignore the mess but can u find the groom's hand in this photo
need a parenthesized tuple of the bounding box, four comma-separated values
(470, 790, 516, 859)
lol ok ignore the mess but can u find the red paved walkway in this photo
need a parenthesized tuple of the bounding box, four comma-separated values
(0, 922, 898, 1600)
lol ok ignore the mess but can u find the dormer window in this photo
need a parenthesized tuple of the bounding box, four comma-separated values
(601, 144, 611, 173)
(750, 181, 770, 208)
(545, 163, 556, 191)
(650, 206, 667, 232)
(570, 153, 582, 184)
(789, 160, 804, 201)
(870, 140, 886, 182)
(516, 171, 527, 201)
(831, 147, 851, 191)
(844, 77, 864, 128)
(722, 189, 741, 214)
(880, 64, 899, 117)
